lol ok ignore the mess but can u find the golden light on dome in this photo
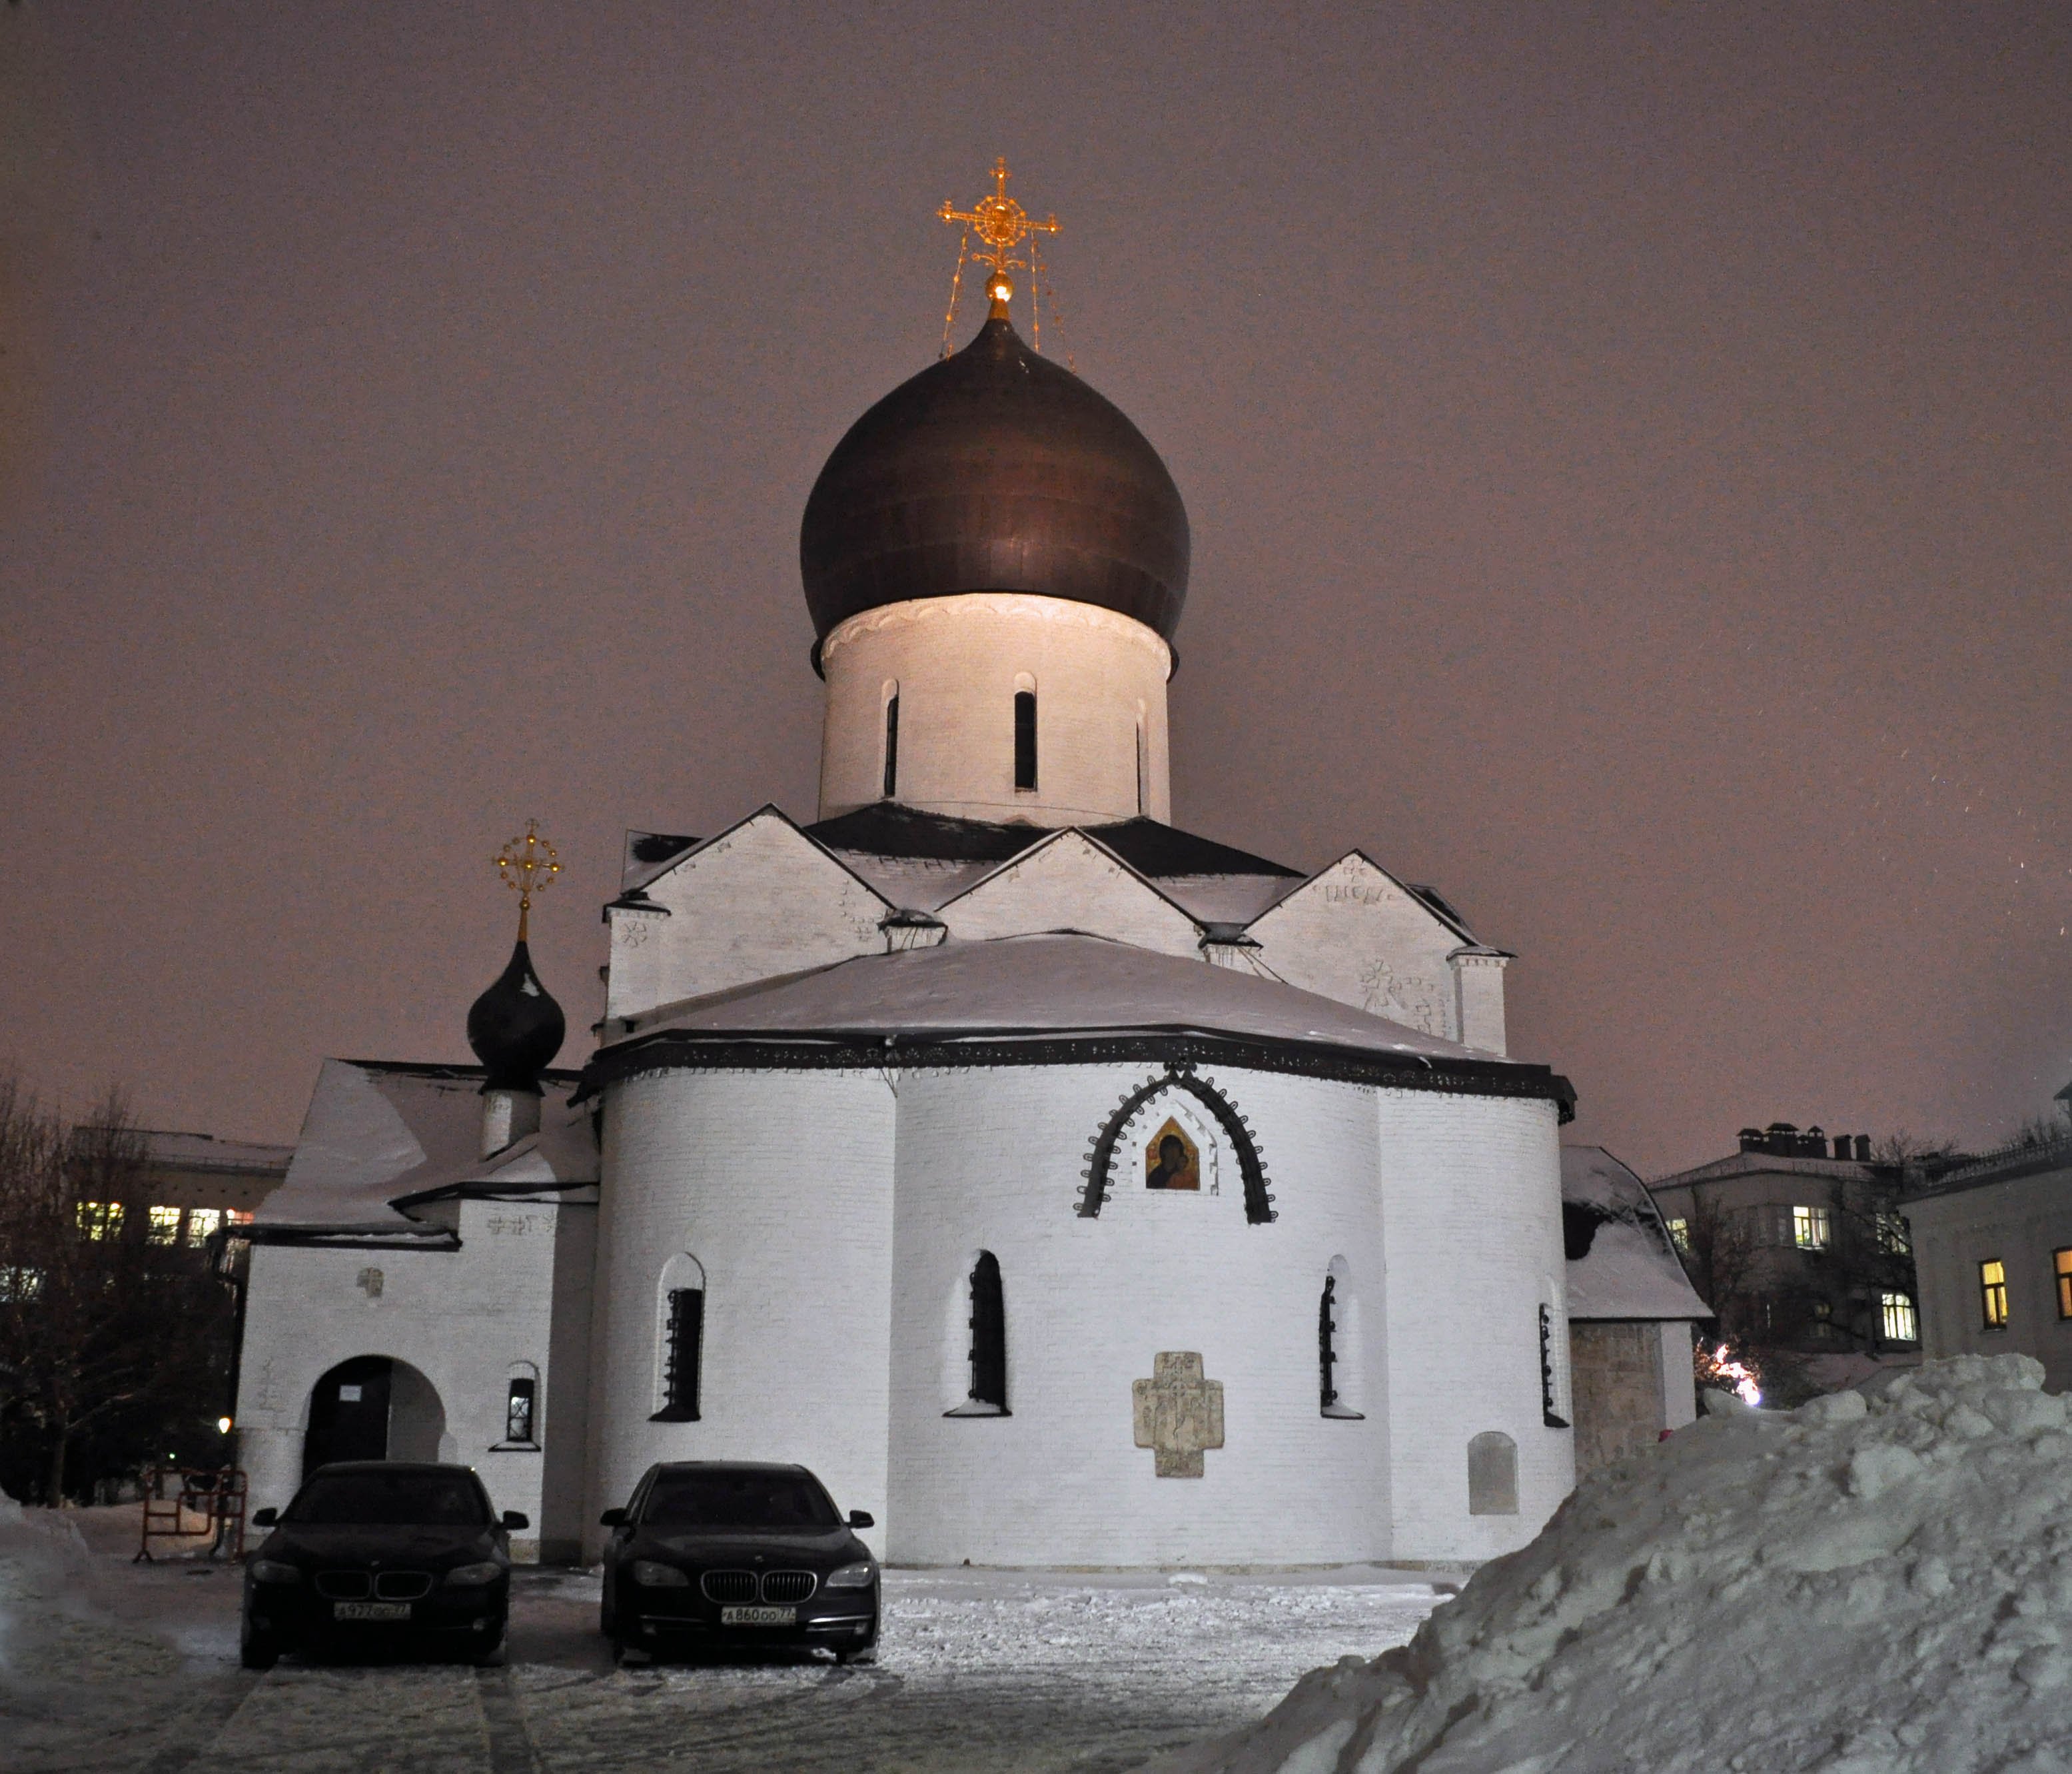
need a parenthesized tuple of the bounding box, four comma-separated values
(494, 819, 560, 940)
(938, 157, 1062, 357)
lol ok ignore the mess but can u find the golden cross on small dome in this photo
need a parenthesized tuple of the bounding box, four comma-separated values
(494, 820, 560, 940)
(937, 157, 1062, 351)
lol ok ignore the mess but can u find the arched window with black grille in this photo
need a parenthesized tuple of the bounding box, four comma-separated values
(882, 690, 900, 798)
(1013, 690, 1037, 790)
(1318, 1274, 1340, 1412)
(967, 1251, 1008, 1413)
(1318, 1263, 1364, 1418)
(652, 1258, 706, 1423)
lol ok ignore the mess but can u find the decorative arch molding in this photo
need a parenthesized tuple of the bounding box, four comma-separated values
(1078, 1064, 1274, 1224)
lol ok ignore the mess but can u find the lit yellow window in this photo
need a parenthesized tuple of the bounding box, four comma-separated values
(1980, 1260, 2009, 1329)
(185, 1208, 225, 1248)
(75, 1201, 124, 1240)
(1794, 1205, 1831, 1250)
(147, 1206, 183, 1246)
(1881, 1292, 1917, 1343)
(2055, 1249, 2072, 1322)
(1666, 1217, 1690, 1253)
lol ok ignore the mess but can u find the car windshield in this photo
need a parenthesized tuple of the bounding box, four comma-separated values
(641, 1469, 839, 1530)
(287, 1471, 488, 1526)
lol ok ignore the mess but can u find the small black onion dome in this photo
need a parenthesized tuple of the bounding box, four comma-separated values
(800, 315, 1190, 642)
(466, 939, 566, 1094)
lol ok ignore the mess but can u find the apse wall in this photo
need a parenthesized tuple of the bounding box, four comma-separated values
(1376, 1089, 1572, 1560)
(817, 592, 1172, 826)
(582, 1070, 897, 1554)
(885, 1061, 1390, 1566)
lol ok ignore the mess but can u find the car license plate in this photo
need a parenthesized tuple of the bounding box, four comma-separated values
(332, 1601, 412, 1621)
(720, 1605, 796, 1626)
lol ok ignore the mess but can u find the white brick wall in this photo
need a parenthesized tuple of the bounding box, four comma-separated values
(606, 812, 887, 1023)
(937, 830, 1202, 956)
(235, 1198, 594, 1557)
(582, 1070, 898, 1559)
(580, 1056, 1570, 1567)
(1249, 855, 1497, 1046)
(1376, 1091, 1572, 1560)
(817, 593, 1171, 826)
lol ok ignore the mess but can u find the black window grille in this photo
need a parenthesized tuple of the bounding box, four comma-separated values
(1539, 1303, 1569, 1428)
(1318, 1275, 1339, 1411)
(883, 695, 900, 798)
(968, 1252, 1007, 1410)
(504, 1377, 536, 1444)
(1013, 691, 1037, 790)
(654, 1287, 704, 1421)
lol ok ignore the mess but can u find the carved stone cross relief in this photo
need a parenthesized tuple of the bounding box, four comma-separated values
(1132, 1351, 1225, 1477)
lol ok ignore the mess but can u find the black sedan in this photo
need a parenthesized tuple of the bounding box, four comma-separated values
(600, 1461, 879, 1664)
(241, 1461, 528, 1668)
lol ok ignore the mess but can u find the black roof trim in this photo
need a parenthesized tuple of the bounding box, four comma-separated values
(805, 804, 1299, 878)
(338, 1060, 584, 1085)
(580, 1030, 1576, 1122)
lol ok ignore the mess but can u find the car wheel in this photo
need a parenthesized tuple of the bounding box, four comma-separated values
(472, 1628, 508, 1667)
(835, 1630, 879, 1666)
(239, 1618, 280, 1671)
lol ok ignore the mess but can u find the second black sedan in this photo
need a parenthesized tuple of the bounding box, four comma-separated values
(600, 1461, 879, 1663)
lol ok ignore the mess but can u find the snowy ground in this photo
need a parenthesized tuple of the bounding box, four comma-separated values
(1, 1505, 1448, 1773)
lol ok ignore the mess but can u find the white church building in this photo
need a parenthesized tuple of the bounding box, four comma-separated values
(234, 269, 1582, 1569)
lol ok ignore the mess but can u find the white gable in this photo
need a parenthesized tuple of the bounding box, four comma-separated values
(1248, 852, 1476, 1042)
(604, 809, 889, 1022)
(933, 829, 1201, 956)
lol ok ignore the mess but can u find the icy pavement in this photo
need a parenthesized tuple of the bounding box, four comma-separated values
(2, 1506, 1447, 1773)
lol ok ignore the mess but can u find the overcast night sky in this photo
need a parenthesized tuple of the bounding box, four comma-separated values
(1, 3, 2067, 1177)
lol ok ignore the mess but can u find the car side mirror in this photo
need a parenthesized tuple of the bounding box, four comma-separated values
(502, 1511, 529, 1531)
(251, 1507, 278, 1529)
(848, 1510, 875, 1529)
(600, 1508, 628, 1529)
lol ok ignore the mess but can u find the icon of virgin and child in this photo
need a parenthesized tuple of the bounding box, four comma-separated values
(1143, 1119, 1201, 1191)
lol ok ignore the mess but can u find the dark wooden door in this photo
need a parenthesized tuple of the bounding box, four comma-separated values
(302, 1355, 392, 1478)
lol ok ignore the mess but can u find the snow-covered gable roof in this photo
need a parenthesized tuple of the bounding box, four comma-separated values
(594, 932, 1574, 1118)
(1562, 1146, 1710, 1322)
(251, 1060, 596, 1242)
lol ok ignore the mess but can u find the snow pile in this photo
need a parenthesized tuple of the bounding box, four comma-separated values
(0, 1493, 91, 1683)
(1150, 1355, 2072, 1774)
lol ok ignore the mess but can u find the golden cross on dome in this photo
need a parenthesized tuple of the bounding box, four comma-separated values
(494, 820, 560, 940)
(938, 157, 1061, 349)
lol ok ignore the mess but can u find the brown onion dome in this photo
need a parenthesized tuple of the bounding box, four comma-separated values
(800, 315, 1190, 644)
(466, 939, 566, 1094)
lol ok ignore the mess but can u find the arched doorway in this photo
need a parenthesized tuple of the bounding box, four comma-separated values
(302, 1356, 448, 1479)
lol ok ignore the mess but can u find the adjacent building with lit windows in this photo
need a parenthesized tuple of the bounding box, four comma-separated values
(232, 215, 1583, 1569)
(1901, 1100, 2072, 1391)
(1648, 1122, 1921, 1362)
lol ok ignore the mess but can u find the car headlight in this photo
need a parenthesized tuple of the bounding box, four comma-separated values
(632, 1559, 690, 1587)
(444, 1561, 504, 1587)
(248, 1559, 302, 1585)
(824, 1561, 877, 1589)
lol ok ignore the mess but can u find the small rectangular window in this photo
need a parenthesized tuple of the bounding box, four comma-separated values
(1794, 1205, 1831, 1250)
(75, 1201, 124, 1241)
(504, 1377, 537, 1445)
(1881, 1292, 1917, 1343)
(1981, 1259, 2009, 1330)
(882, 694, 899, 798)
(186, 1208, 225, 1248)
(1666, 1216, 1690, 1253)
(656, 1288, 704, 1421)
(147, 1206, 183, 1246)
(1013, 690, 1037, 791)
(1876, 1211, 1911, 1254)
(2055, 1249, 2072, 1322)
